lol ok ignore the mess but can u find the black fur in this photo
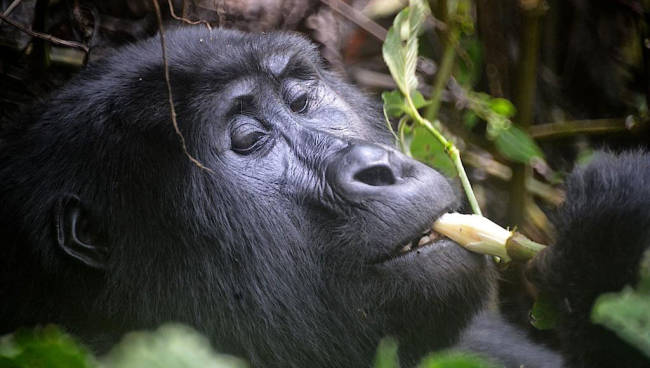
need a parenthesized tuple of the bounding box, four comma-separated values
(528, 151, 650, 368)
(0, 27, 646, 368)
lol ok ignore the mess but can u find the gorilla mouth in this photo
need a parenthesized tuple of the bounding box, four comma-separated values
(398, 229, 443, 255)
(375, 227, 449, 264)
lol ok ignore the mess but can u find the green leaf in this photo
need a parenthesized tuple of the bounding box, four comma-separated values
(382, 0, 428, 97)
(591, 249, 650, 358)
(101, 324, 247, 368)
(530, 292, 559, 330)
(592, 288, 650, 358)
(454, 38, 483, 87)
(382, 90, 407, 118)
(463, 111, 478, 129)
(411, 90, 430, 109)
(374, 338, 399, 368)
(0, 325, 95, 368)
(409, 125, 456, 177)
(417, 351, 499, 368)
(493, 126, 544, 164)
(489, 98, 516, 118)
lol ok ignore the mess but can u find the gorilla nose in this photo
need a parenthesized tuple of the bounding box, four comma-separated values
(328, 143, 408, 198)
(354, 164, 396, 186)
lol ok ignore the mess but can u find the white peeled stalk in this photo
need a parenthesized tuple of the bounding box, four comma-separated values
(432, 213, 547, 262)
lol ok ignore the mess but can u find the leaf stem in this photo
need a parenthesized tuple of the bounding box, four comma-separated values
(405, 95, 482, 215)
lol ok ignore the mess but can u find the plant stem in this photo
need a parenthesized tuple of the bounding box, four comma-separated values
(405, 96, 483, 216)
(506, 232, 546, 262)
(508, 2, 544, 226)
(424, 28, 460, 122)
(448, 145, 482, 216)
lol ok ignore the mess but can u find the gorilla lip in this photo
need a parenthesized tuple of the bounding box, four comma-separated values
(378, 228, 446, 263)
(398, 229, 442, 254)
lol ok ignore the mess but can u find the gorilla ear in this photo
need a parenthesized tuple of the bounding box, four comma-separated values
(54, 194, 108, 270)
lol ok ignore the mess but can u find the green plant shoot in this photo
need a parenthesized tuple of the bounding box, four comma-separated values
(381, 0, 482, 216)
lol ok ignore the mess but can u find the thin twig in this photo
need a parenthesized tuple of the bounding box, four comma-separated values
(0, 12, 89, 54)
(320, 0, 387, 41)
(151, 0, 214, 173)
(2, 0, 22, 17)
(529, 118, 636, 140)
(167, 0, 212, 30)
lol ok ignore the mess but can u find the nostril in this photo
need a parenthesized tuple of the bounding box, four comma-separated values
(353, 165, 396, 186)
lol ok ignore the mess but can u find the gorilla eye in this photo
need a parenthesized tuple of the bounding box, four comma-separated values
(289, 94, 309, 114)
(231, 123, 267, 155)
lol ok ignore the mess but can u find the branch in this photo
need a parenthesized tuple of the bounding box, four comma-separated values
(0, 12, 89, 54)
(151, 0, 213, 173)
(1, 0, 22, 18)
(167, 0, 212, 29)
(529, 118, 639, 140)
(320, 0, 387, 41)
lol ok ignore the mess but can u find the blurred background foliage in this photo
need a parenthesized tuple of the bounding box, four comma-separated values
(1, 0, 650, 366)
(0, 324, 496, 368)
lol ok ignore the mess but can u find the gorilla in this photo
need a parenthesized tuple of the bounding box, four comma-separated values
(0, 27, 648, 368)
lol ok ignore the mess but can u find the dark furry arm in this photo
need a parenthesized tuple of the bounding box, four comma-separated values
(527, 150, 650, 367)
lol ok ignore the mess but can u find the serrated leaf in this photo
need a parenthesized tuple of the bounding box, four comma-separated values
(382, 0, 428, 97)
(493, 126, 544, 164)
(489, 98, 516, 118)
(410, 125, 456, 177)
(382, 90, 407, 118)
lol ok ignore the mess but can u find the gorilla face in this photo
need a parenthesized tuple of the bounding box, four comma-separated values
(0, 28, 492, 367)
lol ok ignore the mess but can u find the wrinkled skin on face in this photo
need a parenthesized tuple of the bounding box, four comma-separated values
(0, 28, 493, 367)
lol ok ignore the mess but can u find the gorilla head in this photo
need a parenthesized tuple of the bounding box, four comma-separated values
(0, 28, 493, 367)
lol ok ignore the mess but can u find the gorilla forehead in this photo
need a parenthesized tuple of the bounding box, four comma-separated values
(111, 27, 321, 85)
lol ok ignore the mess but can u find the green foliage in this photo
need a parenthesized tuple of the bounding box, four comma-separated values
(454, 38, 483, 87)
(382, 0, 481, 215)
(383, 90, 408, 119)
(101, 324, 247, 368)
(465, 92, 544, 165)
(382, 1, 427, 98)
(0, 325, 95, 368)
(410, 125, 457, 177)
(382, 90, 429, 119)
(383, 0, 547, 173)
(529, 292, 559, 330)
(488, 98, 516, 118)
(373, 339, 500, 368)
(493, 126, 544, 165)
(591, 249, 650, 358)
(417, 351, 500, 368)
(0, 325, 246, 368)
(374, 338, 400, 368)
